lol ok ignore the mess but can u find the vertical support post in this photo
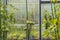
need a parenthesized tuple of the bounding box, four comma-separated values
(26, 0, 29, 40)
(26, 21, 34, 40)
(26, 0, 28, 20)
(27, 24, 32, 40)
(39, 0, 42, 40)
(26, 24, 29, 40)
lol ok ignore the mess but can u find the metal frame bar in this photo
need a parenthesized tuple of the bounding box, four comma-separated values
(41, 1, 60, 4)
(39, 0, 60, 40)
(39, 0, 42, 40)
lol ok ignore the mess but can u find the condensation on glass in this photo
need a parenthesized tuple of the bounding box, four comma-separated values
(7, 0, 39, 40)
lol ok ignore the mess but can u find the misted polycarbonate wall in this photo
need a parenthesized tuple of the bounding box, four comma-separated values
(7, 0, 39, 40)
(8, 0, 39, 24)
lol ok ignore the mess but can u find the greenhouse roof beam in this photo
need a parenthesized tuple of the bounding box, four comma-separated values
(41, 1, 60, 4)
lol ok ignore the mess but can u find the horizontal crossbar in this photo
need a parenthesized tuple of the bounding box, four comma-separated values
(41, 1, 60, 4)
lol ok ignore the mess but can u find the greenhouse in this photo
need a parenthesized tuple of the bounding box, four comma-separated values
(0, 0, 60, 40)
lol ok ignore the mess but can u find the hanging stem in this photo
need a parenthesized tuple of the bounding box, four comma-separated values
(50, 0, 59, 40)
(53, 3, 57, 40)
(54, 3, 56, 18)
(53, 3, 59, 40)
(51, 1, 54, 19)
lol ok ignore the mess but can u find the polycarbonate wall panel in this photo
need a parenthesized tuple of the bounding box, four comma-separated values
(8, 0, 26, 24)
(7, 0, 39, 40)
(41, 3, 51, 36)
(41, 4, 51, 17)
(8, 0, 39, 24)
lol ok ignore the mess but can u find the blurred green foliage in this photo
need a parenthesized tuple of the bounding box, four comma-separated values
(42, 3, 60, 40)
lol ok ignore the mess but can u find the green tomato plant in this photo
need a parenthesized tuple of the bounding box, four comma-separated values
(0, 0, 18, 40)
(42, 3, 60, 40)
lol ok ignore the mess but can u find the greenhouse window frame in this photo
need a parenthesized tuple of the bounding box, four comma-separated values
(41, 1, 60, 4)
(39, 0, 60, 40)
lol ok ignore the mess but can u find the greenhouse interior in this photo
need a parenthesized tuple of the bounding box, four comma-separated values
(0, 0, 60, 40)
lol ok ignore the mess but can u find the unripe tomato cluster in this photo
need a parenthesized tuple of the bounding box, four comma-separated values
(26, 20, 35, 25)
